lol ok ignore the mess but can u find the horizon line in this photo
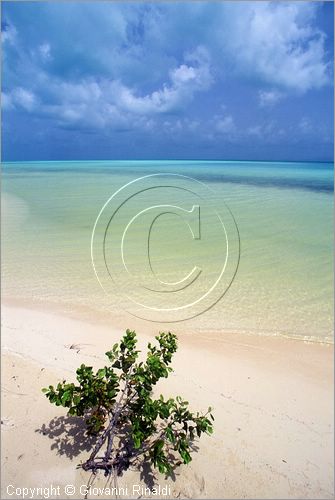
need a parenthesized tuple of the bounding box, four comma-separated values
(2, 158, 334, 165)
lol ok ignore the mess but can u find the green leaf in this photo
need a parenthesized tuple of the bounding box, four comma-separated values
(73, 395, 81, 405)
(61, 391, 72, 405)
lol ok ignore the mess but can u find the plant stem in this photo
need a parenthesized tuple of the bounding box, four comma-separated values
(83, 378, 132, 471)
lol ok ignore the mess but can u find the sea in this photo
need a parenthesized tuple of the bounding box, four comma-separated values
(1, 160, 333, 343)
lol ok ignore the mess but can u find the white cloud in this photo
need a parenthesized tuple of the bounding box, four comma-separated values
(2, 23, 17, 45)
(39, 43, 51, 62)
(1, 92, 13, 110)
(299, 117, 314, 135)
(222, 2, 331, 92)
(259, 90, 284, 107)
(246, 121, 286, 142)
(170, 65, 197, 85)
(115, 46, 213, 114)
(215, 115, 235, 134)
(246, 125, 262, 138)
(162, 117, 200, 134)
(296, 117, 333, 143)
(10, 88, 37, 111)
(4, 46, 213, 130)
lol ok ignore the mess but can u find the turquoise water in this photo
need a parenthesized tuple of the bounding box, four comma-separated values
(1, 160, 333, 342)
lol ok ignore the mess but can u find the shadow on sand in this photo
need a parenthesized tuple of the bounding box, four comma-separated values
(36, 416, 185, 489)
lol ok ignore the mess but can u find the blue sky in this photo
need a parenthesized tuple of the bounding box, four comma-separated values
(2, 1, 334, 162)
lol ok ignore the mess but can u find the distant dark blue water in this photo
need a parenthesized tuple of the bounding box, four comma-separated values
(2, 160, 334, 193)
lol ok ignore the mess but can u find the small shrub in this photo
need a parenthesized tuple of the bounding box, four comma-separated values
(43, 330, 214, 476)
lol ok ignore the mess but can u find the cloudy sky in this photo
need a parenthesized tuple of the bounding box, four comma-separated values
(2, 1, 334, 162)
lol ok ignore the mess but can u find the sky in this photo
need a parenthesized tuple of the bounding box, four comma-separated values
(1, 1, 334, 162)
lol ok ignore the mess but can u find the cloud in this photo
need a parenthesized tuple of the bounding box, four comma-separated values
(246, 121, 286, 143)
(215, 115, 236, 135)
(221, 2, 332, 92)
(162, 118, 200, 134)
(4, 88, 37, 111)
(38, 43, 51, 62)
(246, 125, 263, 138)
(4, 46, 213, 129)
(14, 88, 36, 111)
(297, 116, 332, 143)
(258, 90, 284, 107)
(1, 21, 17, 45)
(115, 46, 212, 114)
(299, 117, 313, 134)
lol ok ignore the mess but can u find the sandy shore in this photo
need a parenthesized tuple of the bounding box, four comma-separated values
(1, 303, 334, 499)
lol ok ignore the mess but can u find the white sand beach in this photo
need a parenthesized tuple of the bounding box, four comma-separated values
(1, 303, 333, 499)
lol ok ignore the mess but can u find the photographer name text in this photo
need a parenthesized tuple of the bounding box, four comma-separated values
(6, 483, 172, 499)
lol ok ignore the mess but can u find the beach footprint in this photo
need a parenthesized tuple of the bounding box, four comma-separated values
(1, 417, 15, 430)
(175, 471, 206, 498)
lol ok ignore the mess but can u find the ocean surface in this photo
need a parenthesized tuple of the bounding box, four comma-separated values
(2, 160, 333, 343)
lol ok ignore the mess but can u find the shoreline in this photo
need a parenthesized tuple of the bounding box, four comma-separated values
(3, 296, 334, 347)
(2, 302, 334, 499)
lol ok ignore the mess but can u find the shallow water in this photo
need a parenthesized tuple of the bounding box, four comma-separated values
(2, 160, 333, 342)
